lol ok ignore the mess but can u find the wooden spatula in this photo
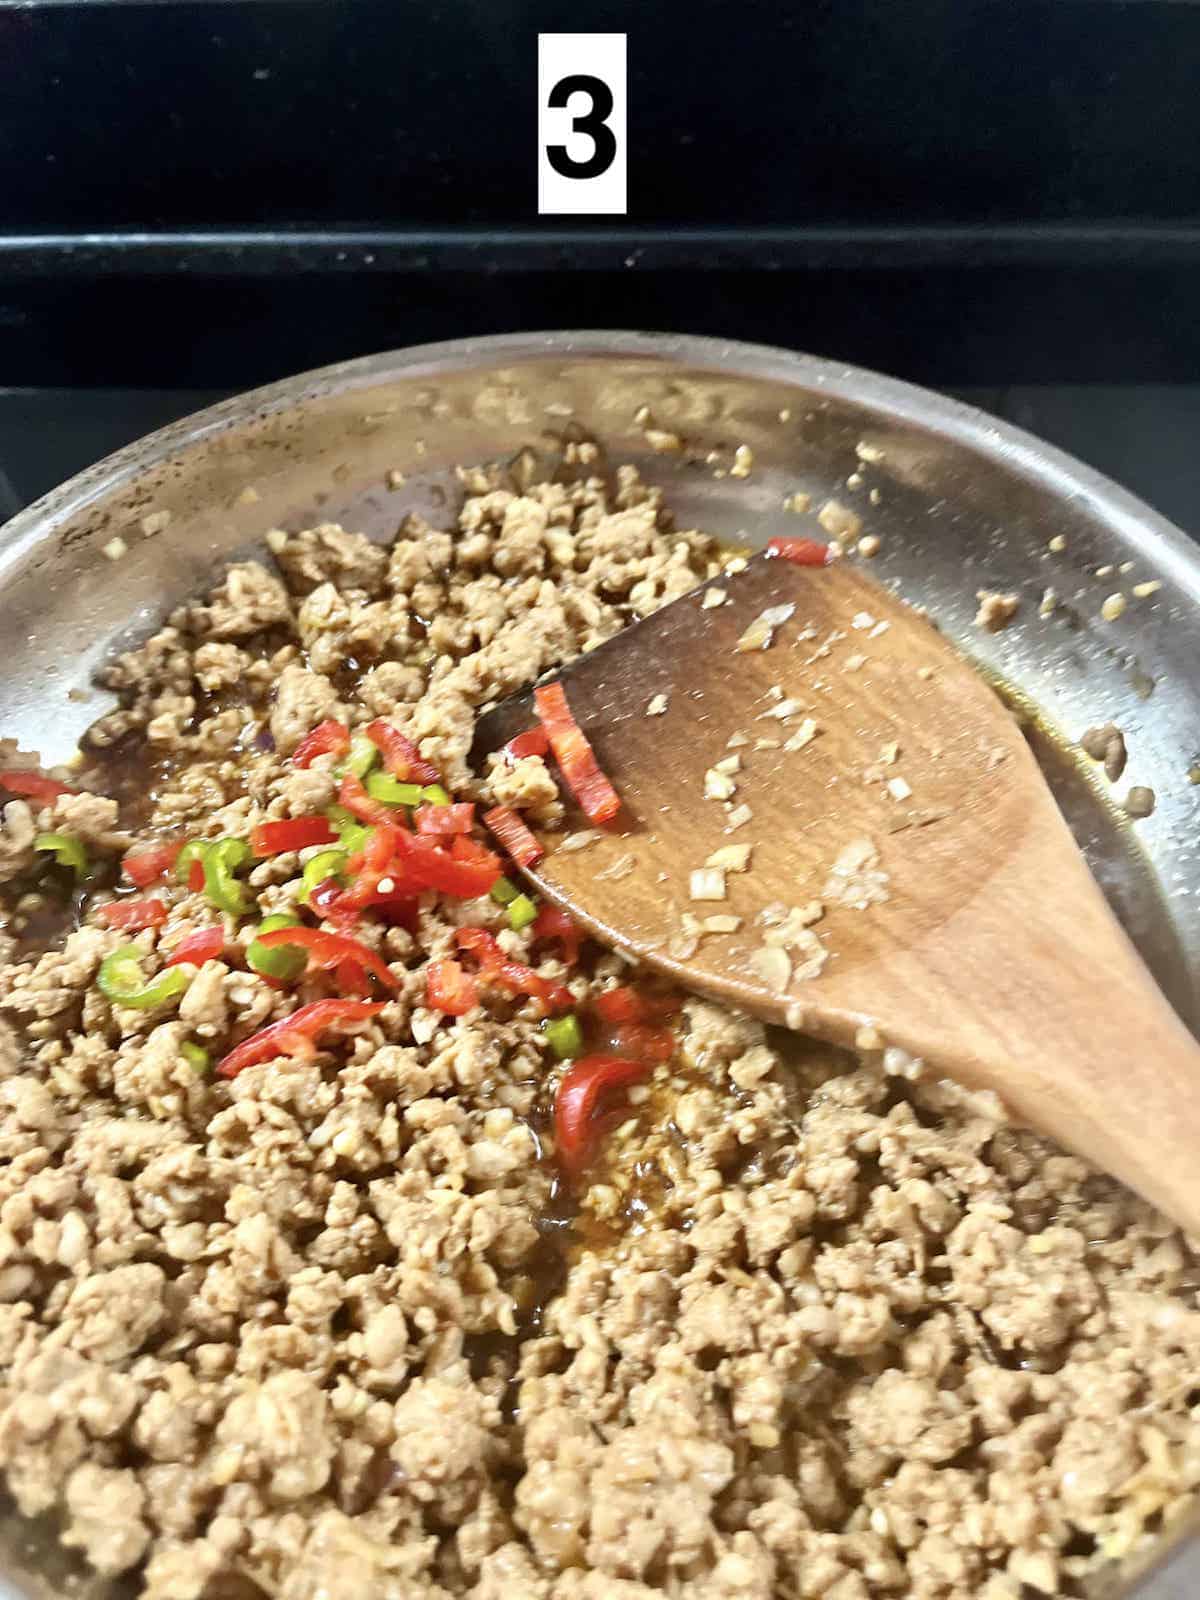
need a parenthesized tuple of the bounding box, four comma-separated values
(473, 549, 1200, 1235)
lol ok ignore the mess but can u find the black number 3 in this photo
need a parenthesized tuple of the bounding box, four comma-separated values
(546, 74, 616, 180)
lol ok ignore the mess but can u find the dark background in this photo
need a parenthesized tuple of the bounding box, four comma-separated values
(1, 0, 1199, 528)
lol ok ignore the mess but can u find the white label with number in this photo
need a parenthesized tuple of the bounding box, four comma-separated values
(537, 33, 627, 216)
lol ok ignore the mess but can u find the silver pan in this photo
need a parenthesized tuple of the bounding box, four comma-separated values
(0, 331, 1196, 1600)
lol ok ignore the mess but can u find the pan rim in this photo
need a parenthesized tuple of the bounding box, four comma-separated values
(2, 329, 1199, 602)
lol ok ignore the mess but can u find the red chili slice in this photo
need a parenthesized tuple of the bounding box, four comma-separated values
(97, 897, 168, 932)
(531, 903, 581, 965)
(309, 876, 349, 918)
(216, 998, 387, 1079)
(250, 815, 338, 857)
(188, 859, 206, 893)
(414, 803, 475, 837)
(1, 769, 78, 802)
(765, 536, 833, 567)
(454, 927, 573, 1015)
(394, 832, 501, 899)
(373, 894, 420, 933)
(611, 1021, 676, 1064)
(426, 957, 479, 1017)
(483, 804, 544, 868)
(165, 926, 225, 967)
(332, 821, 408, 914)
(502, 727, 550, 762)
(592, 986, 680, 1026)
(365, 720, 441, 785)
(335, 958, 371, 998)
(122, 841, 183, 887)
(254, 926, 397, 991)
(338, 773, 402, 828)
(292, 720, 350, 768)
(533, 681, 621, 825)
(554, 1055, 652, 1174)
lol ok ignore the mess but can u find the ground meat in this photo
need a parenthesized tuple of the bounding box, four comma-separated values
(0, 798, 34, 886)
(973, 589, 1021, 631)
(0, 456, 1195, 1600)
(269, 664, 343, 754)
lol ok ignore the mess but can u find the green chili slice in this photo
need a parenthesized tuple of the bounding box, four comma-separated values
(202, 837, 252, 916)
(97, 946, 190, 1009)
(325, 805, 370, 855)
(420, 783, 452, 806)
(180, 1040, 210, 1072)
(508, 893, 538, 931)
(247, 912, 307, 981)
(365, 772, 423, 808)
(337, 733, 380, 781)
(544, 1014, 583, 1061)
(490, 875, 519, 906)
(300, 849, 348, 903)
(34, 831, 88, 879)
(175, 839, 209, 885)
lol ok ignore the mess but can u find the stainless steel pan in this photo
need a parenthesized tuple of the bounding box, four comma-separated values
(0, 331, 1197, 1600)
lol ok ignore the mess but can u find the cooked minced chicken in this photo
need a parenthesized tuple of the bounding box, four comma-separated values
(0, 462, 1197, 1600)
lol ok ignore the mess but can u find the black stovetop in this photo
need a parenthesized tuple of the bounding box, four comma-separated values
(5, 0, 1200, 536)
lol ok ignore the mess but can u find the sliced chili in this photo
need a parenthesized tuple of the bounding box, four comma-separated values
(335, 958, 371, 998)
(292, 720, 350, 768)
(201, 837, 252, 917)
(247, 913, 307, 981)
(544, 1013, 583, 1060)
(502, 727, 550, 762)
(592, 986, 680, 1026)
(97, 946, 189, 1009)
(255, 926, 397, 991)
(0, 770, 77, 802)
(454, 927, 573, 1015)
(34, 832, 88, 878)
(165, 926, 225, 967)
(508, 893, 537, 931)
(534, 681, 621, 825)
(364, 720, 440, 785)
(765, 535, 833, 567)
(339, 772, 403, 827)
(334, 821, 407, 912)
(122, 841, 182, 887)
(216, 998, 386, 1079)
(425, 957, 478, 1017)
(250, 816, 337, 857)
(97, 897, 167, 932)
(301, 849, 348, 903)
(395, 832, 500, 899)
(365, 772, 424, 808)
(175, 840, 209, 892)
(325, 804, 370, 855)
(554, 1055, 652, 1174)
(483, 804, 544, 868)
(309, 875, 356, 924)
(339, 733, 380, 780)
(415, 802, 475, 836)
(611, 1021, 676, 1064)
(532, 903, 581, 965)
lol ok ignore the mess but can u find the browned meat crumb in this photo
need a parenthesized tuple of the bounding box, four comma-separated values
(973, 589, 1020, 632)
(816, 498, 862, 541)
(0, 459, 1195, 1600)
(1081, 723, 1128, 781)
(1124, 784, 1156, 818)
